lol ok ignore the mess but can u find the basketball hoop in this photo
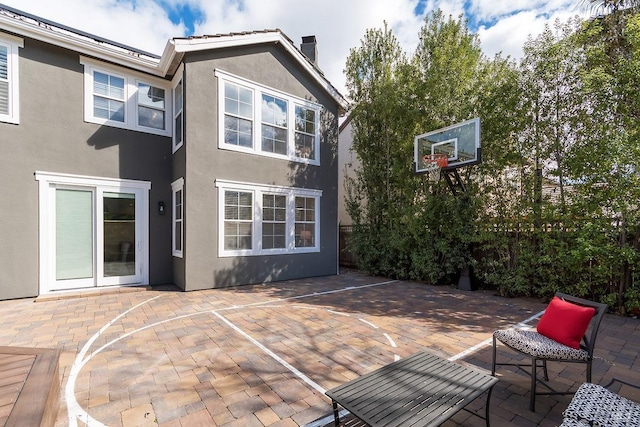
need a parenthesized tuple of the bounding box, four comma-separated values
(422, 153, 448, 182)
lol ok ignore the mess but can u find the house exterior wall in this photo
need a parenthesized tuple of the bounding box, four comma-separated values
(0, 34, 173, 299)
(338, 118, 359, 225)
(180, 44, 340, 290)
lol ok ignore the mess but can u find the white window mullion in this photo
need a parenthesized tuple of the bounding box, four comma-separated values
(287, 194, 295, 250)
(254, 189, 262, 250)
(95, 189, 105, 282)
(288, 106, 295, 157)
(254, 90, 261, 153)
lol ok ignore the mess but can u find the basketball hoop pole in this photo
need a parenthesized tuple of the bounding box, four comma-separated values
(442, 169, 466, 195)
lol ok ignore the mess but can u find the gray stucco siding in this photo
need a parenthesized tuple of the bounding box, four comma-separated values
(0, 36, 173, 299)
(180, 44, 339, 290)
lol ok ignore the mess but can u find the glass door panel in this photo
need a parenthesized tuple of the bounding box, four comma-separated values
(55, 189, 94, 286)
(103, 192, 136, 279)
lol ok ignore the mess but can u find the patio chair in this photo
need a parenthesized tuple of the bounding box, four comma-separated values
(560, 378, 640, 426)
(491, 292, 608, 412)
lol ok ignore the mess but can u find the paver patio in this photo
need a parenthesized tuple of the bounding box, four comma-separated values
(0, 270, 638, 426)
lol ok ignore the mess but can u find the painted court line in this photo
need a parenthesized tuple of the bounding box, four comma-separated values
(70, 278, 539, 427)
(66, 295, 163, 427)
(208, 280, 400, 397)
(449, 309, 544, 362)
(66, 279, 398, 425)
(302, 309, 546, 427)
(212, 310, 327, 395)
(217, 279, 399, 312)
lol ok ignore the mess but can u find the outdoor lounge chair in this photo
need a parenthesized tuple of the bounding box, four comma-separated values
(491, 292, 608, 412)
(560, 378, 640, 426)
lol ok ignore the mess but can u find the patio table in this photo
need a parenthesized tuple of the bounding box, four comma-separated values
(325, 350, 498, 427)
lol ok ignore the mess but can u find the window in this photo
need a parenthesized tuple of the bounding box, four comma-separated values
(81, 57, 171, 136)
(295, 106, 316, 159)
(262, 194, 286, 249)
(172, 178, 184, 257)
(223, 190, 253, 250)
(172, 73, 184, 152)
(0, 34, 23, 124)
(216, 180, 321, 256)
(93, 71, 125, 122)
(138, 83, 165, 129)
(216, 69, 321, 164)
(261, 94, 287, 155)
(295, 197, 316, 247)
(223, 82, 253, 148)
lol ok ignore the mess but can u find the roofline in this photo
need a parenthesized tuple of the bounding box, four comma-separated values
(168, 31, 349, 112)
(0, 4, 164, 76)
(0, 5, 349, 111)
(0, 3, 160, 58)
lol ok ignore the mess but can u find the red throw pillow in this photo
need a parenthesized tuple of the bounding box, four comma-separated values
(536, 296, 596, 349)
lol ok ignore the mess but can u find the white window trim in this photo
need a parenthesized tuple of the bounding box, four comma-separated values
(34, 171, 151, 295)
(172, 177, 184, 257)
(172, 64, 184, 153)
(215, 179, 321, 257)
(0, 33, 24, 125)
(80, 56, 171, 137)
(215, 69, 322, 166)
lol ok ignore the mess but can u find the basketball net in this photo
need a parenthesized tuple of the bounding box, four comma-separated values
(422, 154, 448, 182)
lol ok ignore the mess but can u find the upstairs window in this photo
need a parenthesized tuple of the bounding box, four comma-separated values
(223, 82, 253, 148)
(295, 106, 316, 159)
(0, 34, 23, 124)
(137, 83, 165, 130)
(216, 69, 321, 165)
(81, 57, 171, 137)
(172, 73, 183, 152)
(93, 71, 125, 122)
(261, 94, 287, 155)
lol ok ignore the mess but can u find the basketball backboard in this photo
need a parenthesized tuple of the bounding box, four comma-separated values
(414, 118, 481, 173)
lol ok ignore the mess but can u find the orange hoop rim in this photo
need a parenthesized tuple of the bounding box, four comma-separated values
(422, 153, 448, 168)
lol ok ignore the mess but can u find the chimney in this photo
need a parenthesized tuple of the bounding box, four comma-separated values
(300, 35, 318, 66)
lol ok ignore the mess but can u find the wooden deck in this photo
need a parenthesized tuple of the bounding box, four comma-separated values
(0, 346, 61, 427)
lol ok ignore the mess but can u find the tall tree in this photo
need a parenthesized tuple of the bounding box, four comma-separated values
(582, 0, 640, 14)
(344, 11, 519, 282)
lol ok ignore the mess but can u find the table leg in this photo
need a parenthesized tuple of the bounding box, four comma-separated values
(485, 385, 495, 427)
(332, 400, 339, 426)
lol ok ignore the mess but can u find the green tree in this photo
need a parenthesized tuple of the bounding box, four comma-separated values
(344, 23, 417, 277)
(576, 9, 640, 312)
(345, 11, 519, 283)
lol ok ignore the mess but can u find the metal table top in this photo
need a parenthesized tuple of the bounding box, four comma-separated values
(326, 350, 498, 427)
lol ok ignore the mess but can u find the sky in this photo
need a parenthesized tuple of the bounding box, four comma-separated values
(0, 0, 593, 97)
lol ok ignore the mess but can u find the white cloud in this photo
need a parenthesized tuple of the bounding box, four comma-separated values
(1, 0, 183, 54)
(477, 7, 582, 60)
(1, 0, 588, 96)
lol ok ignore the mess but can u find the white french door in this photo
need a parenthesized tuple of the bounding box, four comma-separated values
(36, 172, 150, 293)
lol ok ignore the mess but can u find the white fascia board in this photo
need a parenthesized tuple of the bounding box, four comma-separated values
(0, 13, 163, 77)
